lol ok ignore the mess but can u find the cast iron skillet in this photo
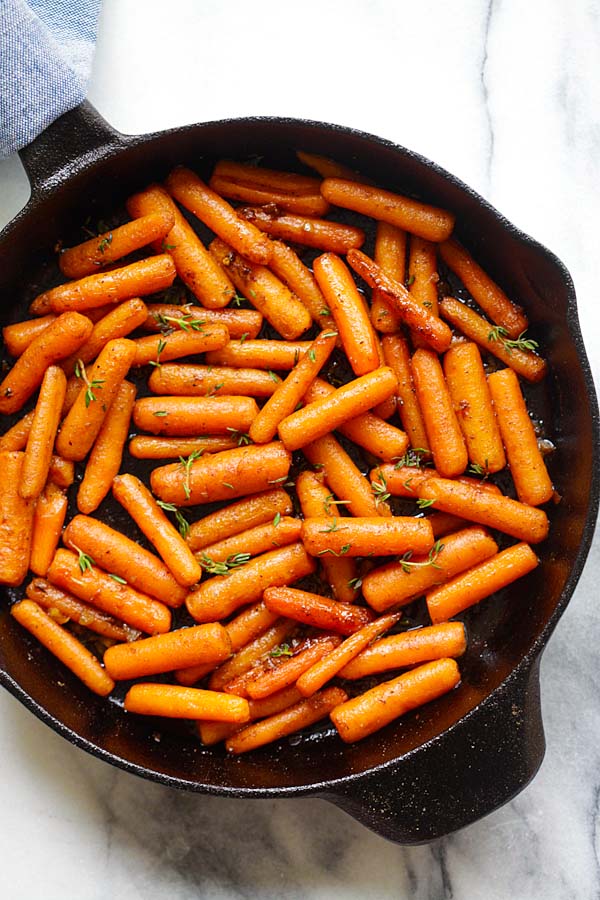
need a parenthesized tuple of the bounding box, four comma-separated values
(0, 102, 597, 844)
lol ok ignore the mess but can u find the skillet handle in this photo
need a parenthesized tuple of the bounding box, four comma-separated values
(324, 658, 545, 844)
(18, 101, 125, 199)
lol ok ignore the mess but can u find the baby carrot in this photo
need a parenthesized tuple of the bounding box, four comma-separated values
(331, 657, 460, 743)
(347, 249, 452, 353)
(0, 312, 92, 415)
(198, 516, 302, 564)
(313, 252, 379, 375)
(133, 395, 259, 436)
(47, 548, 172, 634)
(29, 483, 68, 576)
(444, 342, 506, 474)
(63, 514, 188, 607)
(205, 339, 312, 370)
(143, 304, 262, 339)
(321, 178, 455, 242)
(209, 238, 312, 340)
(427, 511, 470, 538)
(225, 686, 347, 754)
(77, 380, 136, 514)
(303, 434, 390, 518)
(186, 489, 293, 551)
(124, 683, 249, 722)
(2, 314, 57, 357)
(148, 364, 279, 398)
(296, 150, 371, 182)
(55, 338, 136, 461)
(267, 241, 336, 331)
(0, 451, 35, 585)
(278, 367, 397, 451)
(408, 236, 439, 348)
(238, 206, 365, 253)
(371, 222, 407, 333)
(30, 254, 176, 315)
(197, 685, 303, 745)
(59, 212, 175, 279)
(186, 543, 316, 623)
(11, 600, 115, 697)
(132, 324, 229, 367)
(339, 622, 467, 679)
(150, 442, 292, 507)
(362, 525, 498, 612)
(126, 184, 235, 308)
(427, 543, 539, 623)
(212, 160, 325, 196)
(249, 331, 337, 444)
(166, 166, 273, 265)
(488, 367, 553, 506)
(371, 334, 398, 421)
(439, 239, 528, 338)
(209, 175, 328, 216)
(263, 587, 373, 634)
(439, 297, 547, 382)
(129, 436, 239, 460)
(374, 464, 501, 499)
(104, 622, 231, 680)
(0, 411, 34, 451)
(296, 612, 401, 696)
(26, 578, 141, 643)
(112, 473, 202, 587)
(301, 515, 434, 558)
(20, 365, 67, 500)
(381, 334, 430, 451)
(62, 298, 149, 370)
(208, 619, 297, 691)
(245, 637, 340, 700)
(411, 348, 468, 478)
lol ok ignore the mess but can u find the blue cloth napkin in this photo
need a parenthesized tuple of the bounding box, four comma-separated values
(0, 0, 101, 157)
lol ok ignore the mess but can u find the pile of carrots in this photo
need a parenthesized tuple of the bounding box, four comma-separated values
(0, 151, 554, 753)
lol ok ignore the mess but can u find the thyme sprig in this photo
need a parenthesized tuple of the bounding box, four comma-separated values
(199, 552, 251, 576)
(156, 500, 190, 539)
(74, 360, 105, 408)
(178, 449, 204, 500)
(399, 539, 444, 573)
(488, 325, 539, 354)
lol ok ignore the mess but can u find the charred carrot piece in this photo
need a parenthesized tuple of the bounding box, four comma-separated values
(381, 334, 430, 451)
(148, 363, 279, 399)
(2, 314, 57, 357)
(129, 435, 239, 460)
(143, 304, 262, 339)
(238, 206, 365, 253)
(209, 177, 329, 216)
(205, 339, 312, 370)
(132, 324, 229, 367)
(339, 621, 467, 679)
(245, 637, 340, 700)
(198, 516, 302, 564)
(186, 489, 293, 552)
(371, 223, 407, 333)
(62, 298, 149, 370)
(104, 622, 231, 680)
(267, 241, 336, 331)
(29, 483, 68, 577)
(301, 515, 434, 558)
(303, 434, 390, 518)
(124, 683, 250, 722)
(20, 365, 67, 500)
(411, 348, 468, 478)
(263, 587, 373, 634)
(0, 451, 34, 585)
(133, 395, 258, 436)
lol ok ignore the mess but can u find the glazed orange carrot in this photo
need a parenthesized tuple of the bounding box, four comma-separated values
(249, 331, 337, 444)
(296, 612, 402, 696)
(339, 621, 467, 679)
(370, 223, 407, 333)
(296, 150, 372, 183)
(48, 455, 74, 487)
(166, 166, 273, 265)
(439, 297, 547, 382)
(104, 622, 231, 680)
(211, 176, 329, 216)
(0, 451, 34, 585)
(267, 240, 337, 331)
(124, 683, 250, 722)
(212, 160, 326, 196)
(427, 543, 539, 623)
(126, 184, 235, 308)
(331, 657, 460, 743)
(439, 239, 528, 338)
(112, 473, 202, 587)
(238, 206, 365, 253)
(29, 484, 68, 577)
(132, 324, 229, 367)
(2, 314, 57, 357)
(408, 236, 439, 348)
(444, 342, 506, 474)
(197, 686, 303, 745)
(26, 578, 141, 643)
(186, 489, 293, 551)
(226, 686, 347, 754)
(0, 411, 34, 451)
(186, 543, 316, 623)
(62, 298, 148, 370)
(488, 367, 553, 506)
(208, 619, 297, 691)
(47, 548, 171, 634)
(63, 515, 188, 608)
(133, 395, 259, 436)
(0, 312, 92, 415)
(278, 367, 397, 451)
(59, 212, 175, 279)
(209, 238, 312, 340)
(30, 254, 176, 315)
(77, 380, 136, 514)
(304, 378, 409, 461)
(55, 338, 136, 461)
(347, 249, 452, 353)
(143, 304, 262, 339)
(245, 637, 340, 700)
(411, 348, 468, 478)
(150, 442, 292, 507)
(374, 464, 503, 500)
(198, 517, 302, 564)
(381, 334, 430, 451)
(362, 525, 498, 611)
(313, 252, 379, 375)
(370, 333, 398, 421)
(11, 600, 115, 697)
(205, 339, 312, 370)
(301, 515, 434, 558)
(148, 363, 279, 398)
(295, 470, 358, 604)
(321, 178, 455, 242)
(20, 365, 67, 500)
(263, 587, 373, 634)
(303, 434, 390, 518)
(129, 435, 239, 460)
(426, 511, 470, 538)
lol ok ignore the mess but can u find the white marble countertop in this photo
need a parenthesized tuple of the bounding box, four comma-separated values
(1, 0, 599, 896)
